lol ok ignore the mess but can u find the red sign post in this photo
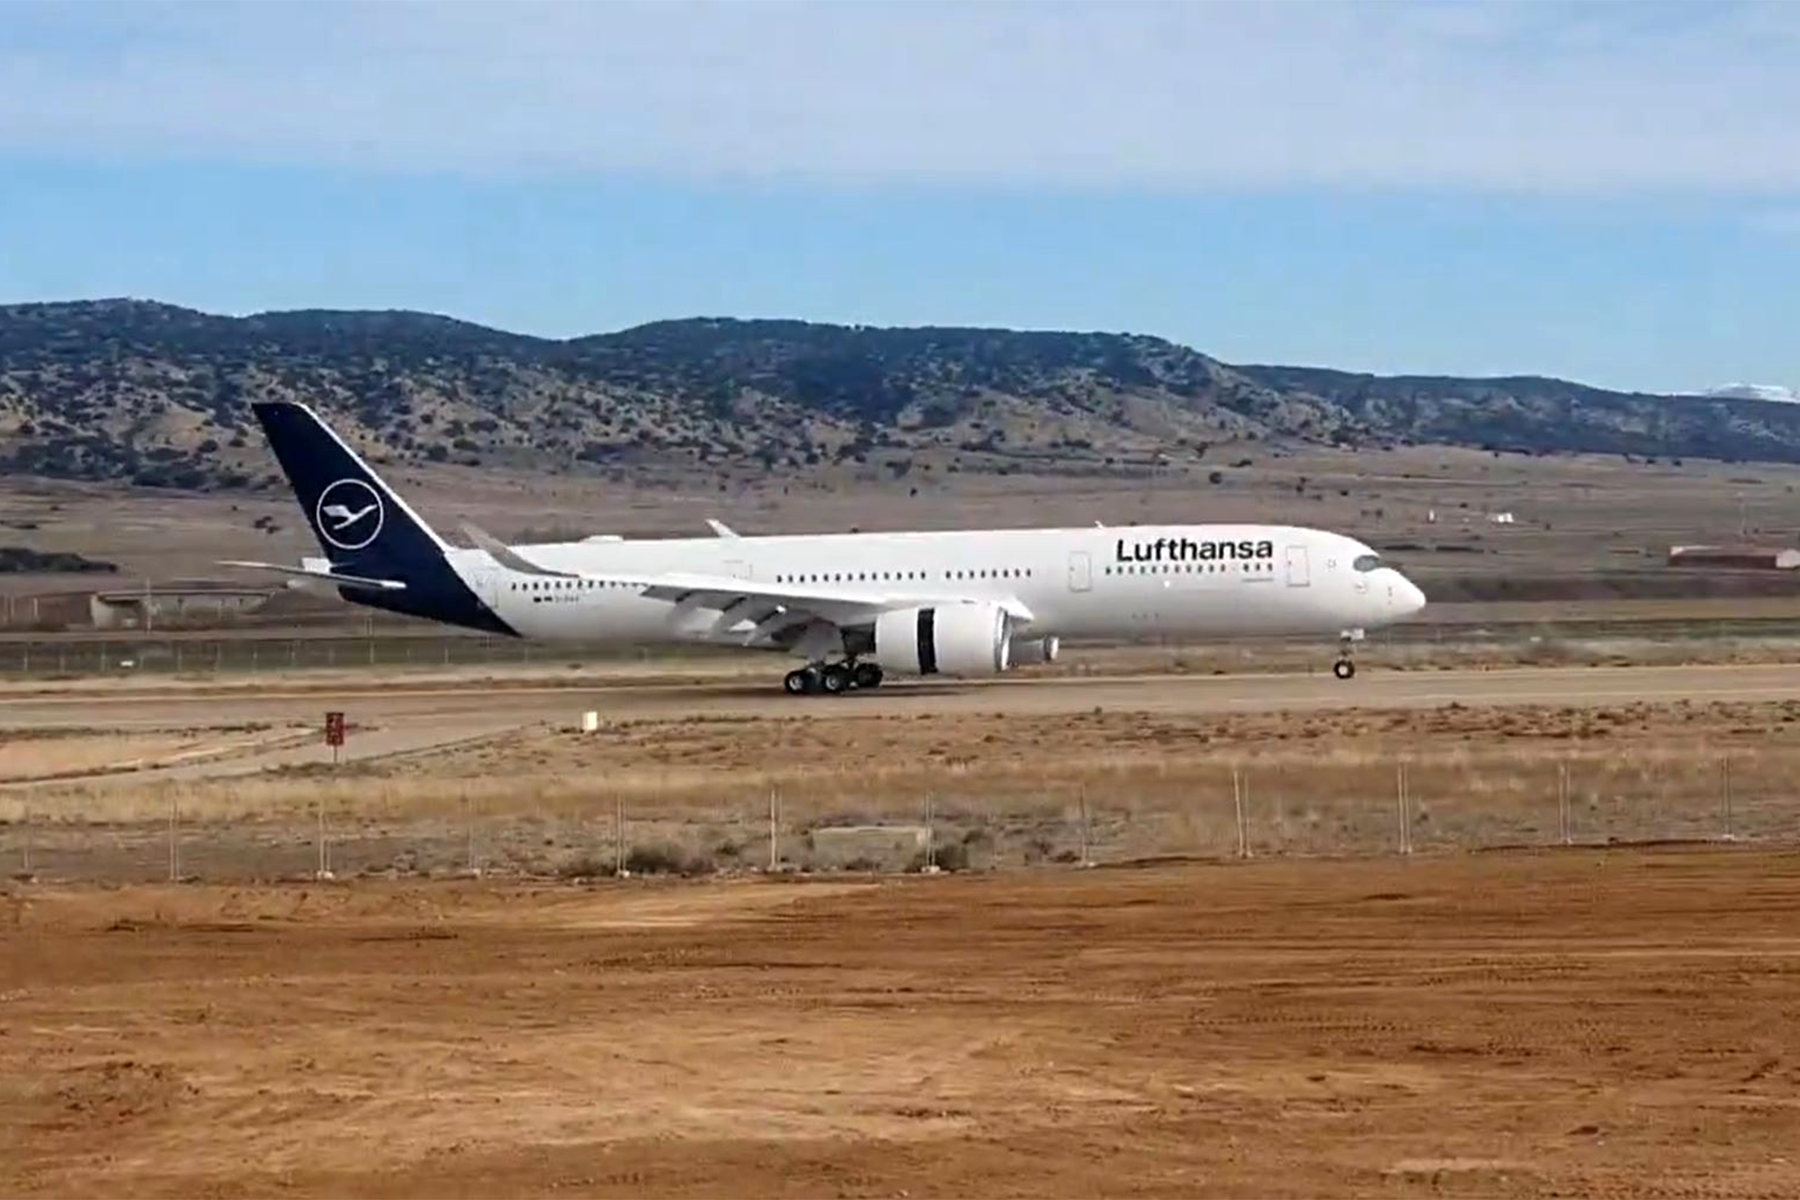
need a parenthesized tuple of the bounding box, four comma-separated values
(325, 710, 346, 764)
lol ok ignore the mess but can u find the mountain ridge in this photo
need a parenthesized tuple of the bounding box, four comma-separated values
(3, 298, 1798, 491)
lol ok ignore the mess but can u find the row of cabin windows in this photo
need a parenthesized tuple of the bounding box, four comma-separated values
(510, 568, 1038, 591)
(509, 579, 642, 591)
(773, 568, 1033, 584)
(1104, 561, 1274, 576)
(507, 563, 1287, 591)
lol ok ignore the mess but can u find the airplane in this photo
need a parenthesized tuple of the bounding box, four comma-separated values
(226, 400, 1427, 695)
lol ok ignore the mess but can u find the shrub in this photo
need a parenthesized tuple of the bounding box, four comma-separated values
(623, 842, 715, 877)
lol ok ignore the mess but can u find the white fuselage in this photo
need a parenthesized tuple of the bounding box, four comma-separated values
(448, 523, 1425, 646)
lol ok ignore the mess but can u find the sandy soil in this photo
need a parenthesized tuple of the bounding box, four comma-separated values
(2, 848, 1797, 1198)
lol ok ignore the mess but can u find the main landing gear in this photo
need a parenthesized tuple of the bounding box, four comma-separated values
(783, 660, 885, 696)
(1333, 628, 1364, 681)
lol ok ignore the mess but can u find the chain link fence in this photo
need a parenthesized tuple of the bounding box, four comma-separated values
(2, 749, 1790, 886)
(0, 634, 724, 677)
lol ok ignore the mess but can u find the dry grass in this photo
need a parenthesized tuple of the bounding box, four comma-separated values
(8, 700, 1798, 880)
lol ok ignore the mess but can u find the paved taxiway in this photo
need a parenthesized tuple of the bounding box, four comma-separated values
(2, 661, 1794, 735)
(7, 660, 1781, 787)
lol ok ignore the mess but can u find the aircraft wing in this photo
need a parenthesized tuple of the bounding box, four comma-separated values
(460, 522, 1032, 645)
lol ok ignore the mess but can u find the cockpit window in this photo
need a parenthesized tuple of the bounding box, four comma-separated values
(1352, 554, 1383, 573)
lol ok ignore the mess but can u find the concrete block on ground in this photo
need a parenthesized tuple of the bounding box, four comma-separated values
(809, 824, 930, 871)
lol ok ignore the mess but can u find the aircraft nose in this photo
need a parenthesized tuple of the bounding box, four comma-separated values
(1391, 573, 1427, 617)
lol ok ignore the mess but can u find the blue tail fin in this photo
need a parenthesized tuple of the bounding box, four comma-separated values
(253, 401, 514, 635)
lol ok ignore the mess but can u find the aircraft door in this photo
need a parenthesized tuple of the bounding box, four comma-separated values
(1068, 551, 1092, 592)
(1284, 545, 1311, 587)
(723, 559, 752, 581)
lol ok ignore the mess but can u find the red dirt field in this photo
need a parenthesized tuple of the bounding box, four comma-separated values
(3, 848, 1798, 1198)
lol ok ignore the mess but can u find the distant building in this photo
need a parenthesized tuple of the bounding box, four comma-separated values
(1667, 545, 1800, 571)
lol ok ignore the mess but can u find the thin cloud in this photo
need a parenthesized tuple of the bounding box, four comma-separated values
(2, 1, 1800, 191)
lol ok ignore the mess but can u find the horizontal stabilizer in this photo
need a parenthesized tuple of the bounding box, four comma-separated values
(218, 559, 407, 591)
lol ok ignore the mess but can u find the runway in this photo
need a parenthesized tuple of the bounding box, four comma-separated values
(1, 660, 1794, 738)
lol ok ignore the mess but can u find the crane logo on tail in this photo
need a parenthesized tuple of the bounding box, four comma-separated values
(314, 479, 385, 551)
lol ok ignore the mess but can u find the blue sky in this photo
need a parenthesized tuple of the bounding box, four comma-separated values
(2, 1, 1798, 394)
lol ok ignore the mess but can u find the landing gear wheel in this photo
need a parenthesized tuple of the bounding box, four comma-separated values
(851, 662, 884, 690)
(819, 664, 851, 695)
(1333, 658, 1356, 680)
(784, 668, 818, 695)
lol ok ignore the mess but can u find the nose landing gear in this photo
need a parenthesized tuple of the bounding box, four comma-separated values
(1333, 628, 1364, 681)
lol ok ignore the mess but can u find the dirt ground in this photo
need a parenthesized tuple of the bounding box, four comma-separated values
(2, 848, 1797, 1198)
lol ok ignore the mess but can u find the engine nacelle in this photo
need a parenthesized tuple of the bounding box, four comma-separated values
(1010, 635, 1060, 666)
(871, 603, 1012, 677)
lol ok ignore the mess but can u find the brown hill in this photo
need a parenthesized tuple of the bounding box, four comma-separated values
(0, 299, 1792, 491)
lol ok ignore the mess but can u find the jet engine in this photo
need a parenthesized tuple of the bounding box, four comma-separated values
(871, 603, 1012, 676)
(1010, 635, 1060, 666)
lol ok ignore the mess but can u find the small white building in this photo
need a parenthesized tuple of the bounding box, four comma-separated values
(1667, 545, 1800, 571)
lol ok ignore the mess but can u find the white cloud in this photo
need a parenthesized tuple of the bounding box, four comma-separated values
(3, 1, 1800, 191)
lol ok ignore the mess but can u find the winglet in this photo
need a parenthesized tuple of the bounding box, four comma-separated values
(705, 518, 739, 538)
(460, 522, 578, 578)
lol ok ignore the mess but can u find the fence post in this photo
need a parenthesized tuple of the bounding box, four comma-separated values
(1393, 762, 1411, 856)
(769, 788, 780, 873)
(614, 794, 626, 876)
(464, 792, 478, 877)
(316, 799, 331, 879)
(21, 800, 32, 878)
(1558, 762, 1572, 846)
(1232, 768, 1250, 859)
(925, 792, 937, 871)
(167, 791, 179, 883)
(1721, 757, 1734, 842)
(1077, 787, 1090, 867)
